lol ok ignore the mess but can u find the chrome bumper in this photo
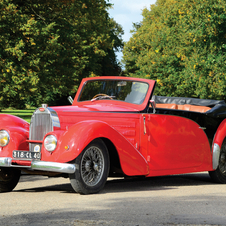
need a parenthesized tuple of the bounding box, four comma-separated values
(0, 157, 76, 174)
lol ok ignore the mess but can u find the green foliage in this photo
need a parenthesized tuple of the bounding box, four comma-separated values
(123, 0, 226, 100)
(0, 108, 34, 122)
(0, 0, 123, 109)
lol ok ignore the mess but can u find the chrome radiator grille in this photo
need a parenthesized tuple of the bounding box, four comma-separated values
(29, 113, 53, 141)
(29, 107, 60, 152)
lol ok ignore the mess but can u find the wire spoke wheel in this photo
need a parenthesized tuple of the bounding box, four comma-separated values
(0, 168, 21, 192)
(81, 146, 104, 186)
(209, 139, 226, 184)
(70, 139, 110, 194)
(218, 145, 226, 176)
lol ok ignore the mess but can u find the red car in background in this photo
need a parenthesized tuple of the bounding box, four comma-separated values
(1, 76, 226, 194)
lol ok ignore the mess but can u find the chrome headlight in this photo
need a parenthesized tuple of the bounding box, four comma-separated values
(0, 130, 10, 147)
(44, 135, 57, 152)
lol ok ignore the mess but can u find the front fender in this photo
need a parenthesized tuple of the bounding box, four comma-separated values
(0, 114, 29, 157)
(42, 120, 149, 176)
(0, 114, 29, 129)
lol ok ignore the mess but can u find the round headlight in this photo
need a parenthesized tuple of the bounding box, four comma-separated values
(0, 130, 10, 147)
(44, 135, 57, 152)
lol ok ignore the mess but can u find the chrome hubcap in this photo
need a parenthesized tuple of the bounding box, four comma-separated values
(81, 146, 104, 186)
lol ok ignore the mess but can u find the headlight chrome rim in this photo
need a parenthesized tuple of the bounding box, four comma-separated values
(0, 130, 10, 147)
(44, 135, 57, 152)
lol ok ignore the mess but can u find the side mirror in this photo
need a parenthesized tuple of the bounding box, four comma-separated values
(149, 100, 156, 114)
(68, 96, 74, 105)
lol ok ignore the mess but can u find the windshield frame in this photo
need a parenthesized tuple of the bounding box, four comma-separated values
(78, 80, 148, 104)
(73, 76, 156, 112)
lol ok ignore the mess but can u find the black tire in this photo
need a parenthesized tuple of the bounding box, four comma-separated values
(0, 168, 21, 192)
(209, 140, 226, 183)
(70, 139, 110, 194)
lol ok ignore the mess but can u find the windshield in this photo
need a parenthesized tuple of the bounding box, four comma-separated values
(79, 80, 149, 105)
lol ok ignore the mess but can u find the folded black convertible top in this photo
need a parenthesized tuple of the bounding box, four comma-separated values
(152, 95, 226, 118)
(152, 95, 225, 107)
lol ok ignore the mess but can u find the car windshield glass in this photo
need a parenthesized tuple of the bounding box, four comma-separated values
(79, 80, 149, 104)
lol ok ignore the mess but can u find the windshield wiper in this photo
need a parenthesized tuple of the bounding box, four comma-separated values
(91, 96, 115, 102)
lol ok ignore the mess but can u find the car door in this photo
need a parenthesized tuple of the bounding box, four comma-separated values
(144, 114, 211, 172)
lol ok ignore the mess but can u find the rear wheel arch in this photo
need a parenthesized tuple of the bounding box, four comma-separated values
(213, 119, 226, 149)
(209, 137, 226, 183)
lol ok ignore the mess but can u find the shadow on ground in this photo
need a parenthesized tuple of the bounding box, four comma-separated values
(16, 172, 213, 194)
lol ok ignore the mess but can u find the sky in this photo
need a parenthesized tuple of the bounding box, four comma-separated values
(108, 0, 157, 62)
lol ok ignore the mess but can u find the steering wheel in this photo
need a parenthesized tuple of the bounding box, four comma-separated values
(92, 93, 113, 100)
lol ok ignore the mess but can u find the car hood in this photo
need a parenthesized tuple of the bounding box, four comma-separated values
(50, 102, 141, 113)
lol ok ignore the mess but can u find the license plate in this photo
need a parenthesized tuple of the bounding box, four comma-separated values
(13, 151, 41, 160)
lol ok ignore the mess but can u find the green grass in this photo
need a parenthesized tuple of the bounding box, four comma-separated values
(0, 109, 35, 123)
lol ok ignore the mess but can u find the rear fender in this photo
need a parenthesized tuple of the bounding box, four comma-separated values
(42, 120, 149, 176)
(212, 118, 226, 169)
(213, 119, 226, 147)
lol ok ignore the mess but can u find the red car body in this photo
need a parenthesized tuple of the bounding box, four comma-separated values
(1, 76, 226, 194)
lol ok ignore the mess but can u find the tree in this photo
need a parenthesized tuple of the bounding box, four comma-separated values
(0, 0, 123, 109)
(123, 0, 226, 100)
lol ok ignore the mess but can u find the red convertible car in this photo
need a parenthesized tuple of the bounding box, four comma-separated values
(1, 76, 226, 194)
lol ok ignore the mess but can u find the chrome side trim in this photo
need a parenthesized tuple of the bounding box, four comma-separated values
(0, 157, 76, 174)
(31, 161, 76, 174)
(0, 157, 12, 167)
(212, 143, 220, 170)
